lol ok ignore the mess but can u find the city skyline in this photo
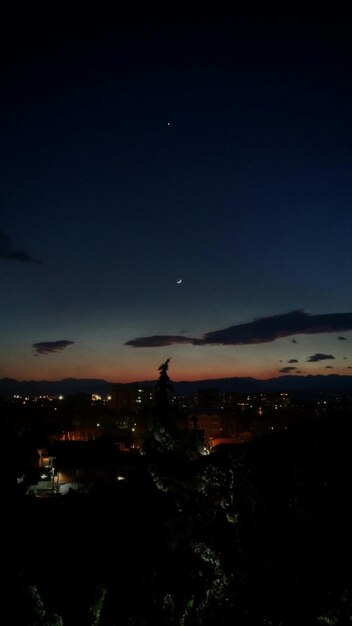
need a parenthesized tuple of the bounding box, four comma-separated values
(1, 8, 351, 382)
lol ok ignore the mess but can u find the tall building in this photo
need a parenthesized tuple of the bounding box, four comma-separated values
(110, 384, 141, 414)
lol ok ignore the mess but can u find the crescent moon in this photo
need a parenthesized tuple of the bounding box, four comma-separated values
(176, 278, 182, 284)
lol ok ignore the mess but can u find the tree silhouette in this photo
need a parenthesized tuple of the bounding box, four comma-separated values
(154, 358, 173, 413)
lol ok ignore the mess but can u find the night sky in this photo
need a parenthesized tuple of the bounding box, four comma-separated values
(1, 8, 352, 382)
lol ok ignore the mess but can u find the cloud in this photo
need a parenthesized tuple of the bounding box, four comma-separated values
(32, 340, 74, 355)
(279, 366, 297, 374)
(0, 231, 42, 264)
(201, 311, 352, 345)
(288, 359, 298, 363)
(338, 336, 347, 340)
(125, 335, 195, 348)
(126, 310, 352, 348)
(306, 353, 335, 362)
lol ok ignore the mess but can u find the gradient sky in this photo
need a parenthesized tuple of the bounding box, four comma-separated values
(1, 8, 352, 382)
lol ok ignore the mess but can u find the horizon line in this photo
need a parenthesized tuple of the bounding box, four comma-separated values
(1, 372, 352, 384)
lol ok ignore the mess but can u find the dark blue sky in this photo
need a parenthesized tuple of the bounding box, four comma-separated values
(1, 8, 352, 381)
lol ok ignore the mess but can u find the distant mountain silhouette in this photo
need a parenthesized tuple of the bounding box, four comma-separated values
(0, 377, 112, 396)
(1, 374, 352, 397)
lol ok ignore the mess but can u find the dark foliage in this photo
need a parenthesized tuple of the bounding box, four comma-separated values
(8, 378, 352, 624)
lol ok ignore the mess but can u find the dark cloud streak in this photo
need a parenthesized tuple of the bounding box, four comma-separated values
(126, 310, 352, 348)
(306, 353, 335, 362)
(0, 231, 42, 264)
(33, 340, 74, 355)
(125, 335, 195, 348)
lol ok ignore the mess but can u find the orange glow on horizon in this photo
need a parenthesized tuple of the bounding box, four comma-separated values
(3, 366, 282, 383)
(4, 357, 349, 384)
